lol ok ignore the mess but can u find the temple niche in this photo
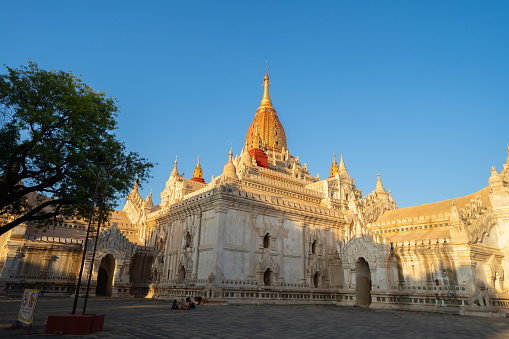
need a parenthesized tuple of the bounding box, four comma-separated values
(1, 68, 509, 318)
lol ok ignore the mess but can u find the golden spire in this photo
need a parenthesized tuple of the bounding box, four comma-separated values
(259, 60, 273, 109)
(192, 155, 203, 179)
(245, 63, 287, 152)
(170, 155, 179, 177)
(330, 153, 339, 177)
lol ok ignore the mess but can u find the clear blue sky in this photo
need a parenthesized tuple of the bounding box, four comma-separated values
(2, 1, 508, 209)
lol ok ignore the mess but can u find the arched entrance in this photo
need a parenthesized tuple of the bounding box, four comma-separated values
(264, 268, 272, 286)
(313, 272, 319, 288)
(95, 254, 116, 296)
(355, 257, 371, 306)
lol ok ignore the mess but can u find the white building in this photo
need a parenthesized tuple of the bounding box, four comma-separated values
(1, 69, 509, 316)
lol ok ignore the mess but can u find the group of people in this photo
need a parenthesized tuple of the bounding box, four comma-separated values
(171, 297, 196, 310)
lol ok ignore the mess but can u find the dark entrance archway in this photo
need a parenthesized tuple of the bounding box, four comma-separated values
(313, 272, 319, 288)
(95, 254, 116, 296)
(355, 257, 371, 306)
(96, 268, 108, 295)
(264, 268, 272, 286)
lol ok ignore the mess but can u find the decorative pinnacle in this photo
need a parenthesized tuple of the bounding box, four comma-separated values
(260, 62, 273, 109)
(375, 172, 387, 194)
(133, 175, 139, 192)
(339, 154, 347, 173)
(170, 155, 179, 176)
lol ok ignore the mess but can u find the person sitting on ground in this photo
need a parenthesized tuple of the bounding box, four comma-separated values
(181, 297, 191, 310)
(171, 299, 179, 310)
(190, 298, 196, 309)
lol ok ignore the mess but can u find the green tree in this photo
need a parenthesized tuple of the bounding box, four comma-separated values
(0, 61, 153, 236)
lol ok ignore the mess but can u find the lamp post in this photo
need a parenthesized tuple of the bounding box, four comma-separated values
(71, 156, 133, 315)
(71, 156, 105, 314)
(82, 163, 111, 314)
(81, 160, 131, 314)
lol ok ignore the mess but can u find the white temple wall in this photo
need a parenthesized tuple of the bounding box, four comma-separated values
(281, 219, 305, 282)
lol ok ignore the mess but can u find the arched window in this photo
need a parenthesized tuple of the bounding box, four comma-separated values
(264, 268, 272, 286)
(185, 232, 191, 248)
(313, 272, 319, 288)
(263, 234, 270, 249)
(311, 240, 317, 254)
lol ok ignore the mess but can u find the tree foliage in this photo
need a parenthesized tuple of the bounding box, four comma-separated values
(0, 61, 153, 235)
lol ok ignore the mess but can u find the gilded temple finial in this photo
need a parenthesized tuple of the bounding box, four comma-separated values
(260, 62, 273, 109)
(330, 153, 339, 178)
(170, 155, 179, 177)
(192, 155, 204, 182)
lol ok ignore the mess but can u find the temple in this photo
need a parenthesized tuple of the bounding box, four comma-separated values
(1, 67, 509, 317)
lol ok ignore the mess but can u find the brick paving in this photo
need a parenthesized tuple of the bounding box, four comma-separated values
(1, 296, 509, 338)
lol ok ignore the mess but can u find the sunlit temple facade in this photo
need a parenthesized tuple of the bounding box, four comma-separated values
(1, 68, 509, 317)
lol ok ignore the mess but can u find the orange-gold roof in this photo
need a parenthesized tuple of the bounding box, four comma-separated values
(245, 67, 287, 152)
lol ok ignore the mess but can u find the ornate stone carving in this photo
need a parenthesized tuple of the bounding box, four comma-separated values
(338, 235, 387, 265)
(359, 194, 396, 224)
(204, 272, 222, 299)
(468, 280, 492, 309)
(256, 255, 279, 274)
(458, 196, 497, 244)
(91, 224, 137, 261)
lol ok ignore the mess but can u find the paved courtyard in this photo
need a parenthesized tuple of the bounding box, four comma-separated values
(1, 296, 509, 338)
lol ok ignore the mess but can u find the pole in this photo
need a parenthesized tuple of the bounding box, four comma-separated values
(82, 164, 112, 314)
(71, 164, 102, 314)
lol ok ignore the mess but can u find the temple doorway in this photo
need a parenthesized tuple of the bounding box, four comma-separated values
(355, 257, 371, 306)
(313, 272, 319, 288)
(264, 268, 272, 286)
(96, 254, 115, 296)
